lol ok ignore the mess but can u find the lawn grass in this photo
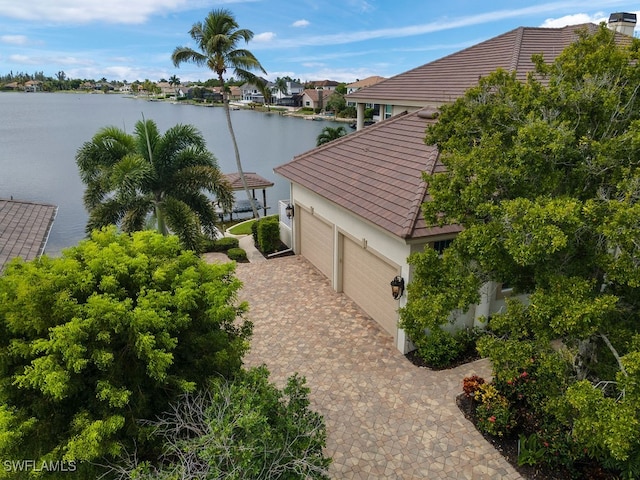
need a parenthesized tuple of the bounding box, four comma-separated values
(227, 215, 278, 235)
(228, 220, 255, 235)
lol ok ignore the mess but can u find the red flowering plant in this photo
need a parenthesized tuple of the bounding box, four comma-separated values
(476, 393, 516, 437)
(462, 375, 485, 400)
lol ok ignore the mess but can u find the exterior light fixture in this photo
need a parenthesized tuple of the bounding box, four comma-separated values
(390, 276, 405, 299)
(285, 203, 295, 219)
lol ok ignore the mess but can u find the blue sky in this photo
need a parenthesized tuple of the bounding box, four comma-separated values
(0, 0, 638, 84)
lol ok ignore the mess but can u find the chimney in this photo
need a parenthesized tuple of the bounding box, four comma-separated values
(608, 12, 637, 37)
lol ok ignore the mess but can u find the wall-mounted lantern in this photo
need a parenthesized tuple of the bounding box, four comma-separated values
(285, 203, 295, 219)
(390, 276, 405, 299)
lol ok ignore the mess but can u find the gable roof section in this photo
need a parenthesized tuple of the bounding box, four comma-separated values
(274, 109, 460, 240)
(0, 198, 57, 273)
(347, 23, 599, 105)
(223, 172, 274, 190)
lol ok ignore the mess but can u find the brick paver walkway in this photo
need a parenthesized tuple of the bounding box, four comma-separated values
(234, 255, 522, 480)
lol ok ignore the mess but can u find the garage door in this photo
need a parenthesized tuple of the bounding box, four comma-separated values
(299, 208, 333, 280)
(342, 236, 399, 340)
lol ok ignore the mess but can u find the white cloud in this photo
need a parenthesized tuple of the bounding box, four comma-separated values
(252, 2, 635, 49)
(1, 35, 29, 45)
(8, 54, 39, 65)
(254, 32, 276, 43)
(292, 19, 310, 28)
(0, 0, 190, 24)
(540, 13, 607, 28)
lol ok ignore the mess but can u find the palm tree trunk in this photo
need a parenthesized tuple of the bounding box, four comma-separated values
(220, 76, 260, 219)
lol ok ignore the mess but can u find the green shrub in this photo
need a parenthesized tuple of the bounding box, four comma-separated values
(257, 216, 280, 255)
(251, 220, 259, 244)
(476, 393, 516, 437)
(227, 248, 248, 262)
(214, 237, 239, 252)
(416, 327, 464, 368)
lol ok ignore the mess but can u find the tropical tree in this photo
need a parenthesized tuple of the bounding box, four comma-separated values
(0, 227, 251, 478)
(316, 126, 346, 146)
(326, 91, 346, 116)
(273, 76, 288, 103)
(168, 74, 180, 95)
(256, 78, 272, 111)
(172, 8, 267, 218)
(112, 366, 331, 480)
(401, 25, 640, 475)
(76, 118, 233, 251)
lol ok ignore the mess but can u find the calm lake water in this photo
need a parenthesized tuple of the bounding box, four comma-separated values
(0, 92, 345, 255)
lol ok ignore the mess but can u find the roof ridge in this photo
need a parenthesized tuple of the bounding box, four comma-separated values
(509, 27, 525, 72)
(400, 148, 438, 238)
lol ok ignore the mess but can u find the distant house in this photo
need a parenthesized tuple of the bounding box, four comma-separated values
(306, 80, 339, 91)
(275, 15, 637, 353)
(24, 80, 42, 92)
(346, 76, 386, 95)
(272, 80, 304, 107)
(300, 88, 333, 110)
(240, 79, 272, 103)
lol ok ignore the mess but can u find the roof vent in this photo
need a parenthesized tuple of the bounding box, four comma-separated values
(608, 12, 637, 37)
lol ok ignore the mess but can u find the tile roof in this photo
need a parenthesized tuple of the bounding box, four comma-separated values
(0, 198, 57, 273)
(347, 76, 387, 89)
(223, 172, 274, 190)
(274, 109, 461, 240)
(347, 24, 600, 105)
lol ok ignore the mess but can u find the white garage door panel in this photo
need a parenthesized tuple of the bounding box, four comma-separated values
(342, 236, 399, 339)
(299, 208, 333, 280)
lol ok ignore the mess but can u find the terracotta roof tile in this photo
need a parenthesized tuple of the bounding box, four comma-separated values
(347, 24, 600, 105)
(0, 198, 57, 273)
(275, 109, 460, 239)
(223, 172, 274, 190)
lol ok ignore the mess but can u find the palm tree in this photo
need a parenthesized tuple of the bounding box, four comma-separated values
(171, 8, 267, 218)
(168, 74, 181, 96)
(256, 78, 272, 111)
(274, 77, 288, 103)
(76, 118, 233, 251)
(316, 126, 347, 146)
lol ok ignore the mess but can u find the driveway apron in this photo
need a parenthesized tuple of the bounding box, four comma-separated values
(236, 256, 522, 480)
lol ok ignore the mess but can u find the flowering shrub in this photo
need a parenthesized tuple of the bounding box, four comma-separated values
(462, 375, 485, 399)
(476, 394, 515, 437)
(473, 383, 499, 404)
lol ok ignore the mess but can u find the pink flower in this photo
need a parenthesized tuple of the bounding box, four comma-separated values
(520, 371, 528, 378)
(488, 416, 496, 423)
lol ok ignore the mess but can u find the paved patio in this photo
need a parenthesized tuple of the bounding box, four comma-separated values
(233, 255, 522, 480)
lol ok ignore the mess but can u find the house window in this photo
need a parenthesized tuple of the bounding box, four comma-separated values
(305, 101, 310, 106)
(432, 239, 453, 254)
(384, 104, 392, 119)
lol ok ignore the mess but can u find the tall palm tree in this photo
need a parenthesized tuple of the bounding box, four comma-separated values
(168, 74, 180, 96)
(256, 78, 272, 111)
(171, 8, 266, 218)
(274, 77, 288, 103)
(76, 118, 233, 251)
(316, 126, 347, 146)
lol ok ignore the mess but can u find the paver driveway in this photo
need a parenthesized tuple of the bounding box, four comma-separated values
(235, 255, 522, 480)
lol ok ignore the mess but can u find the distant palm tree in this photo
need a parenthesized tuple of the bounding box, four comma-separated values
(168, 74, 181, 96)
(256, 78, 272, 111)
(171, 8, 267, 218)
(274, 77, 288, 103)
(76, 118, 233, 251)
(316, 126, 347, 146)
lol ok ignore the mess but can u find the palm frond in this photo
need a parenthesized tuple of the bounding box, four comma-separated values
(121, 196, 154, 232)
(163, 197, 202, 252)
